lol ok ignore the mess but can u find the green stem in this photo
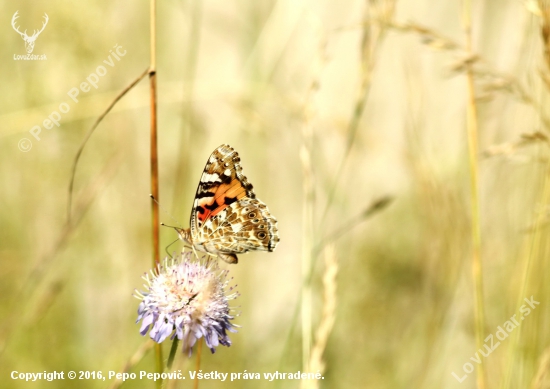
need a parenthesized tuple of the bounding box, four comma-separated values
(167, 338, 179, 369)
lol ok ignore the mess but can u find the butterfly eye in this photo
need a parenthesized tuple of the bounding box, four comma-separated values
(258, 232, 267, 239)
(252, 218, 260, 224)
(259, 225, 265, 229)
(248, 212, 256, 218)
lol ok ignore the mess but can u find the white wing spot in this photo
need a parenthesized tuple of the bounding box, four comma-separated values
(224, 169, 231, 176)
(202, 172, 221, 182)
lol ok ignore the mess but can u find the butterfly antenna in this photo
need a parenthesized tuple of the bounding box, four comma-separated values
(150, 194, 183, 228)
(161, 223, 180, 229)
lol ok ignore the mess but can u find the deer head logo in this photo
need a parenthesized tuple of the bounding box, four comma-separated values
(11, 11, 49, 54)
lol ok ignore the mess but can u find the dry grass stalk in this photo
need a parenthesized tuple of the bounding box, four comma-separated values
(107, 340, 155, 389)
(502, 6, 550, 386)
(538, 1, 550, 73)
(147, 0, 163, 383)
(483, 131, 550, 158)
(299, 19, 327, 372)
(302, 244, 338, 389)
(321, 0, 396, 223)
(503, 158, 550, 389)
(380, 19, 550, 131)
(531, 346, 550, 389)
(462, 0, 487, 387)
(67, 68, 148, 222)
(0, 151, 123, 358)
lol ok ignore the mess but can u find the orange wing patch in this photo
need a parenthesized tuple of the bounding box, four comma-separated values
(196, 179, 247, 223)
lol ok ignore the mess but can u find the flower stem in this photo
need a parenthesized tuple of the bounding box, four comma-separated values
(194, 341, 202, 389)
(167, 338, 179, 369)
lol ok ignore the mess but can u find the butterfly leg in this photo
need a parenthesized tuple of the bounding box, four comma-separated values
(191, 245, 200, 259)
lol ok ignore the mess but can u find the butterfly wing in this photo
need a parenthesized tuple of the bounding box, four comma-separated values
(189, 144, 279, 261)
(204, 197, 279, 251)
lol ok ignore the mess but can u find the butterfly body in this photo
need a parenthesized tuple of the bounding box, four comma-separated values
(176, 144, 279, 264)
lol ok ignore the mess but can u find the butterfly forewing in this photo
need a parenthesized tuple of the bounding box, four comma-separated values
(190, 145, 253, 231)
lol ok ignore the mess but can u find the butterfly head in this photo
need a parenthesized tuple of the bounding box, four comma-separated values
(175, 227, 193, 246)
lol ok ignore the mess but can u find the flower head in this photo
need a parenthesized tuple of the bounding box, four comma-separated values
(135, 252, 238, 355)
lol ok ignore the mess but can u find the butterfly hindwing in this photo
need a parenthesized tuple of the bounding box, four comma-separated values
(199, 198, 279, 254)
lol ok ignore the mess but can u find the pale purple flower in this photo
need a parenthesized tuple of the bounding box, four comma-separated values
(135, 252, 238, 355)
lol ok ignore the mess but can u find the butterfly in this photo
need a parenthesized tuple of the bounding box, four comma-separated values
(175, 144, 279, 264)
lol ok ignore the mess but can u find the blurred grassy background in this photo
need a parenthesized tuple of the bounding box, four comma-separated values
(2, 0, 550, 388)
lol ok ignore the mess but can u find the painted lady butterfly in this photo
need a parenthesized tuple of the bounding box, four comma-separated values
(175, 144, 279, 264)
